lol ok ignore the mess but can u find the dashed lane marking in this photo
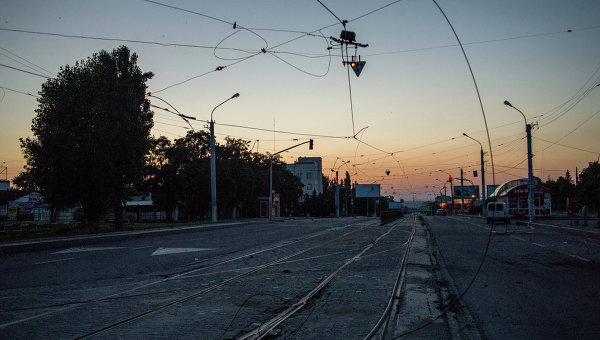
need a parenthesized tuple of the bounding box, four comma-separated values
(569, 254, 591, 262)
(532, 242, 547, 248)
(52, 247, 125, 254)
(151, 247, 214, 256)
(33, 257, 75, 265)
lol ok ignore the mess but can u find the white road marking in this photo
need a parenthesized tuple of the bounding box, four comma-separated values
(532, 242, 547, 248)
(569, 254, 591, 262)
(33, 257, 75, 265)
(52, 247, 125, 254)
(132, 245, 157, 250)
(512, 236, 527, 242)
(151, 247, 214, 256)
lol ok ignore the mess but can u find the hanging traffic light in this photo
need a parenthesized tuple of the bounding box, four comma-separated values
(309, 139, 314, 150)
(448, 175, 452, 182)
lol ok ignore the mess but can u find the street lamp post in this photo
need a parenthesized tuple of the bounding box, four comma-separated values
(210, 93, 239, 222)
(435, 178, 448, 210)
(439, 170, 454, 215)
(269, 139, 314, 220)
(504, 100, 534, 225)
(331, 160, 350, 218)
(463, 132, 486, 202)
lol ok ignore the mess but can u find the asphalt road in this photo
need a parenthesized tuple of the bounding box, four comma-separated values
(424, 215, 600, 339)
(0, 217, 419, 339)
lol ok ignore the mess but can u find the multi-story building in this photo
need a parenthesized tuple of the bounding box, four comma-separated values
(287, 157, 323, 200)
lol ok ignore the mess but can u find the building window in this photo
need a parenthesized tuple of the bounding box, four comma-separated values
(297, 173, 302, 179)
(306, 172, 312, 180)
(307, 184, 313, 191)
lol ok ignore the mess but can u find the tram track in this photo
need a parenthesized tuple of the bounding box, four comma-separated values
(363, 214, 417, 340)
(0, 219, 374, 333)
(71, 219, 381, 339)
(236, 216, 416, 340)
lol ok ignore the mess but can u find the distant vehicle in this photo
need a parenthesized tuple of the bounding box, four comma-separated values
(486, 202, 510, 224)
(436, 209, 445, 216)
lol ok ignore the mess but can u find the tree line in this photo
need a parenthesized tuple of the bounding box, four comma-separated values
(542, 163, 600, 214)
(13, 45, 365, 227)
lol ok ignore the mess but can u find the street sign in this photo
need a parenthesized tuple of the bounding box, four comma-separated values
(351, 61, 366, 77)
(453, 185, 480, 199)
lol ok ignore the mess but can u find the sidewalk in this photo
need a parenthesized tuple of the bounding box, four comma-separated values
(457, 214, 600, 240)
(0, 220, 253, 255)
(516, 218, 600, 239)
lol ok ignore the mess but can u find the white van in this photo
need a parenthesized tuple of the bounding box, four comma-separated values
(486, 202, 510, 224)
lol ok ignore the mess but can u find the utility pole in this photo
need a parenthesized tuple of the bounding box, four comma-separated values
(449, 175, 454, 215)
(335, 170, 340, 217)
(463, 133, 486, 202)
(460, 168, 464, 214)
(505, 100, 535, 226)
(210, 93, 239, 223)
(332, 161, 349, 218)
(269, 139, 313, 220)
(525, 122, 534, 223)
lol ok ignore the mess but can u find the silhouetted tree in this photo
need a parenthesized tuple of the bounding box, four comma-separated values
(145, 132, 302, 219)
(544, 170, 575, 211)
(17, 46, 153, 228)
(577, 161, 600, 211)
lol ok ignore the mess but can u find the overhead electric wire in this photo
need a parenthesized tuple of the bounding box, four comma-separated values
(0, 86, 40, 98)
(346, 64, 356, 135)
(538, 83, 600, 127)
(0, 51, 54, 78)
(142, 0, 270, 55)
(0, 27, 253, 53)
(538, 108, 600, 153)
(366, 25, 600, 57)
(431, 0, 495, 187)
(0, 45, 55, 77)
(316, 0, 346, 27)
(192, 119, 351, 139)
(393, 2, 499, 337)
(152, 52, 262, 93)
(533, 137, 597, 155)
(0, 63, 51, 78)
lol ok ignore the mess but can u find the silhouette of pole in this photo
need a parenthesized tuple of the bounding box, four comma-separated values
(504, 100, 534, 225)
(210, 93, 239, 222)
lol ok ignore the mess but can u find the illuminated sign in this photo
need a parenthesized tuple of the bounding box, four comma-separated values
(453, 185, 480, 199)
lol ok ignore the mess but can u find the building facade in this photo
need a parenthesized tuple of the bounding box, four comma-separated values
(286, 157, 323, 200)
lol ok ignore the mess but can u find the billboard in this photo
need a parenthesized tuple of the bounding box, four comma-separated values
(453, 185, 480, 199)
(356, 184, 380, 198)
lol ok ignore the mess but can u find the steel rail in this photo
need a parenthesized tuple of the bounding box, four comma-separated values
(238, 218, 406, 340)
(73, 220, 378, 339)
(363, 214, 417, 340)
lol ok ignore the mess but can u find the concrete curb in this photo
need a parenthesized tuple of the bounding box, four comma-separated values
(0, 220, 257, 255)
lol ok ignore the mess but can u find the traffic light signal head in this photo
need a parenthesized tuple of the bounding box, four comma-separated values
(449, 175, 452, 182)
(309, 139, 314, 150)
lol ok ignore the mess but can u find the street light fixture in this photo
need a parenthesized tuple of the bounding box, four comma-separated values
(463, 132, 486, 201)
(504, 99, 534, 226)
(210, 93, 240, 222)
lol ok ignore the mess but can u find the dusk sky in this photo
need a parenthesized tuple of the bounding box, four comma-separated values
(1, 0, 599, 201)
